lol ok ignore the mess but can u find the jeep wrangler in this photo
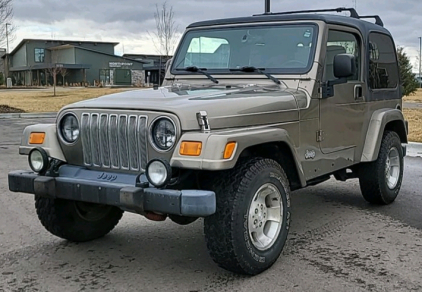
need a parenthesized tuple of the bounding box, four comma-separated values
(8, 6, 407, 275)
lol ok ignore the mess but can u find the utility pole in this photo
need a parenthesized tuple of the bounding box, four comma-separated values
(6, 23, 11, 54)
(419, 37, 421, 87)
(265, 0, 270, 14)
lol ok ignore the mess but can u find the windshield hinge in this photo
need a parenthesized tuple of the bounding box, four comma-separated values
(196, 111, 211, 133)
(316, 130, 324, 142)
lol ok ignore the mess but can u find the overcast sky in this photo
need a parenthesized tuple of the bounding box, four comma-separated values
(9, 0, 422, 71)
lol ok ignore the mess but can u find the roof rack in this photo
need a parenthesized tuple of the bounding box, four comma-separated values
(256, 5, 384, 27)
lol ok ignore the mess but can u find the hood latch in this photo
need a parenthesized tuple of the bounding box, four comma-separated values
(196, 111, 210, 133)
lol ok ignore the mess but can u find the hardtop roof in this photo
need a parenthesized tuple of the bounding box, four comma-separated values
(187, 13, 392, 37)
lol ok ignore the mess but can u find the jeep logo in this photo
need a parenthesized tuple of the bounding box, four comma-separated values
(97, 173, 118, 182)
(305, 150, 316, 160)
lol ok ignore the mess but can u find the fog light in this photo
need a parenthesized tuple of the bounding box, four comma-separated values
(28, 148, 49, 174)
(145, 159, 172, 188)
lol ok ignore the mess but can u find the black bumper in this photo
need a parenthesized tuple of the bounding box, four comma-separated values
(8, 166, 216, 217)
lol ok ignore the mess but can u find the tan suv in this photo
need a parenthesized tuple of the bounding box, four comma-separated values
(9, 7, 407, 275)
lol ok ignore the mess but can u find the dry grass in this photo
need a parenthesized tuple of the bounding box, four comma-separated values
(403, 88, 422, 103)
(403, 108, 422, 142)
(0, 87, 134, 113)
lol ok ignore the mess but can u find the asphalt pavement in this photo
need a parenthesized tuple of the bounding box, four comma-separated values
(1, 117, 422, 292)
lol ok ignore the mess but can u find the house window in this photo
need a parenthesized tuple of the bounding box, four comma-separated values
(35, 48, 45, 63)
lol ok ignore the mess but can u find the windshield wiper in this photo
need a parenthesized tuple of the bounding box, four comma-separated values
(177, 66, 219, 84)
(229, 66, 281, 85)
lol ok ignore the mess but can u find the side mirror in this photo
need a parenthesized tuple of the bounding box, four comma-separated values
(322, 53, 356, 98)
(333, 54, 356, 79)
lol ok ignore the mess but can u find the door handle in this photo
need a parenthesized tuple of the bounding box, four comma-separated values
(354, 85, 363, 100)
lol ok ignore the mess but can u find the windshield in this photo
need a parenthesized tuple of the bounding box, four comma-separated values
(172, 24, 318, 74)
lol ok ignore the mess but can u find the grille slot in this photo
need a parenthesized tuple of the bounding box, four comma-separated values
(81, 113, 148, 171)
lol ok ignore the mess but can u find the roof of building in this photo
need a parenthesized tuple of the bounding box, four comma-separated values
(187, 8, 390, 36)
(48, 44, 148, 63)
(9, 39, 120, 56)
(123, 54, 172, 60)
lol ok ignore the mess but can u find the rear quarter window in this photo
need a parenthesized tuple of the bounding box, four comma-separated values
(368, 33, 399, 90)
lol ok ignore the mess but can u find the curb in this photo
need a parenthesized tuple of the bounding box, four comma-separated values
(0, 112, 57, 119)
(406, 142, 422, 158)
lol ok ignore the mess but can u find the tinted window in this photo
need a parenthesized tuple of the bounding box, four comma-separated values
(368, 33, 399, 89)
(325, 30, 360, 81)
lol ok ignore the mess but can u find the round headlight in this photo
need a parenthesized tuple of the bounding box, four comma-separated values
(145, 159, 172, 188)
(28, 148, 49, 174)
(151, 117, 176, 151)
(60, 114, 80, 143)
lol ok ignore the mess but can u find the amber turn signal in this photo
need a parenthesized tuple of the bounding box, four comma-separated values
(180, 141, 202, 156)
(29, 132, 46, 144)
(224, 142, 237, 159)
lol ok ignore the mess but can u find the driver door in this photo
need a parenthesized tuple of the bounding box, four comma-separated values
(319, 28, 366, 155)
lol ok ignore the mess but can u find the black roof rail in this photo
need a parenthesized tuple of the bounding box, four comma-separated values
(358, 15, 384, 27)
(255, 7, 359, 18)
(255, 6, 384, 27)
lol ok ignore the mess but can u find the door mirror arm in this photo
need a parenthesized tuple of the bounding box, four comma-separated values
(321, 78, 347, 98)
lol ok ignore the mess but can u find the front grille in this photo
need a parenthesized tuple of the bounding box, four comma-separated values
(81, 113, 148, 171)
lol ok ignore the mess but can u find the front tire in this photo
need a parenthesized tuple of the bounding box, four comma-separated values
(35, 197, 124, 242)
(204, 158, 291, 275)
(358, 131, 404, 205)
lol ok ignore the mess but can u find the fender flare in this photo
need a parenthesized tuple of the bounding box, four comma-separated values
(19, 124, 67, 162)
(361, 109, 407, 162)
(170, 126, 306, 186)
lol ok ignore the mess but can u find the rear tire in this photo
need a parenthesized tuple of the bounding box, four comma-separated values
(35, 197, 123, 242)
(358, 131, 404, 205)
(204, 158, 291, 275)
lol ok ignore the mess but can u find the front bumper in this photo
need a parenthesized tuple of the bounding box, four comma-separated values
(8, 165, 216, 217)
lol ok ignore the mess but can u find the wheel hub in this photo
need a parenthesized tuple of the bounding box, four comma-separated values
(248, 183, 283, 251)
(385, 147, 400, 189)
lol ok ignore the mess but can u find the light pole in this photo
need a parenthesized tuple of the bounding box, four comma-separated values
(5, 23, 11, 54)
(265, 0, 270, 14)
(419, 37, 422, 87)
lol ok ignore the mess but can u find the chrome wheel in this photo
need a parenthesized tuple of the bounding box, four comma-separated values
(248, 183, 283, 251)
(385, 147, 400, 189)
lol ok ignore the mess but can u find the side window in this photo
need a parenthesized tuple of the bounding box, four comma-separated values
(368, 33, 399, 89)
(325, 30, 360, 81)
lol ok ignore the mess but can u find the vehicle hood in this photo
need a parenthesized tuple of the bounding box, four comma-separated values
(63, 85, 308, 130)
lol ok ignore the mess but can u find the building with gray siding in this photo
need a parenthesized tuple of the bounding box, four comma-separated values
(0, 48, 5, 82)
(3, 39, 145, 86)
(123, 54, 172, 85)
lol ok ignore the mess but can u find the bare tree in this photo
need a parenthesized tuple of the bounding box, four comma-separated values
(148, 1, 179, 57)
(0, 0, 15, 49)
(46, 50, 61, 96)
(60, 67, 69, 87)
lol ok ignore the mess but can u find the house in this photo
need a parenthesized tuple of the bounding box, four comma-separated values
(3, 39, 146, 86)
(123, 54, 172, 85)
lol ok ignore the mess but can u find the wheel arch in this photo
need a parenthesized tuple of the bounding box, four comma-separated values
(239, 142, 305, 190)
(361, 109, 408, 162)
(171, 127, 306, 188)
